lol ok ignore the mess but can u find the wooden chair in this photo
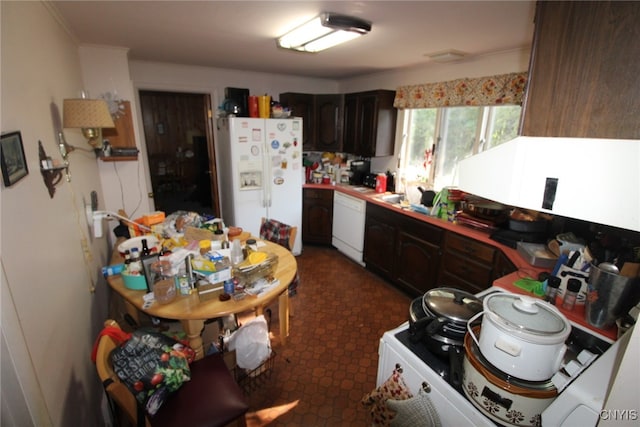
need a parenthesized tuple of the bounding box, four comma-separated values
(258, 218, 299, 320)
(94, 320, 248, 427)
(259, 217, 297, 252)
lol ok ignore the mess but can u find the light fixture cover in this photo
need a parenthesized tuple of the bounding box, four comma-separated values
(278, 12, 371, 53)
(63, 99, 115, 129)
(426, 50, 467, 63)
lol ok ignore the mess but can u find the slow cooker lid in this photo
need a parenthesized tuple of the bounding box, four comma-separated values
(486, 294, 567, 335)
(423, 287, 482, 323)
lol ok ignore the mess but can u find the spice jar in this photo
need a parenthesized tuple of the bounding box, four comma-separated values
(562, 278, 582, 311)
(545, 276, 561, 305)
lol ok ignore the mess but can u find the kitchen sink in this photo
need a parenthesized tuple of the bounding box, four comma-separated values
(379, 193, 405, 204)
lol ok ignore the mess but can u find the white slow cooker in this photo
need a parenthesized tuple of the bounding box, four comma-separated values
(468, 293, 571, 381)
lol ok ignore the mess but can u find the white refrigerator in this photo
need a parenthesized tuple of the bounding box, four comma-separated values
(215, 117, 303, 255)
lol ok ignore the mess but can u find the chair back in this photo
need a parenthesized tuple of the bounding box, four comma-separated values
(95, 320, 150, 427)
(260, 217, 296, 251)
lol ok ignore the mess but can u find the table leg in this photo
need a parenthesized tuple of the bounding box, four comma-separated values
(123, 300, 140, 326)
(278, 291, 289, 345)
(181, 319, 205, 360)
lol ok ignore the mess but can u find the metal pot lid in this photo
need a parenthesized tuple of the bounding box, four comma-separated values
(422, 287, 482, 324)
(485, 293, 568, 336)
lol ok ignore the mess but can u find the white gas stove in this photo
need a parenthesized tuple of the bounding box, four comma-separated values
(376, 287, 619, 426)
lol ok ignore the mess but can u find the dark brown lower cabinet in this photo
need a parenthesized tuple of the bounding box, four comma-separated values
(438, 232, 516, 294)
(364, 203, 444, 297)
(302, 188, 333, 245)
(364, 202, 516, 297)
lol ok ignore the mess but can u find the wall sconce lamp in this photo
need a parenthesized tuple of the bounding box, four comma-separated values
(277, 12, 371, 53)
(63, 98, 115, 149)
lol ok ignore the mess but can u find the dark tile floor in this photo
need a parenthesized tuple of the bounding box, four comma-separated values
(240, 245, 411, 426)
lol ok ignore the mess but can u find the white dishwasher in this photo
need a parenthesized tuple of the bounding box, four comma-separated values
(332, 192, 366, 265)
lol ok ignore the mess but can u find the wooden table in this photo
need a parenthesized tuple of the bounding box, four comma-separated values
(107, 239, 297, 360)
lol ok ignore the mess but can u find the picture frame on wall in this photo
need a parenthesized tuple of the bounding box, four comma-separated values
(1, 131, 29, 187)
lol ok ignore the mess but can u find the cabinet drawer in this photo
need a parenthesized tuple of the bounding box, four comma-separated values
(440, 251, 493, 287)
(444, 232, 495, 265)
(400, 216, 444, 246)
(304, 188, 333, 202)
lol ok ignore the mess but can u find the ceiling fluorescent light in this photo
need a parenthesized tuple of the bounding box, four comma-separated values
(427, 50, 467, 63)
(277, 12, 371, 53)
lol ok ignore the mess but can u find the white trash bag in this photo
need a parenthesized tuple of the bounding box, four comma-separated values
(227, 315, 271, 370)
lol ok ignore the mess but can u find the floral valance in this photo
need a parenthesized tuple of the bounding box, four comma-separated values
(394, 71, 528, 109)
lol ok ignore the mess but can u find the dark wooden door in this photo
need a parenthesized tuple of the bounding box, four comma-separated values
(139, 90, 219, 216)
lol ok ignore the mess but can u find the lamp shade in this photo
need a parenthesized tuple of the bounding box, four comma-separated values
(63, 99, 115, 129)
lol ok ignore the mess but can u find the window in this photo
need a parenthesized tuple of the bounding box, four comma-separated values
(398, 105, 521, 191)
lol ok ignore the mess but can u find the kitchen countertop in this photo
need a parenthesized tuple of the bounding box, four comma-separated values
(305, 182, 542, 274)
(305, 182, 619, 341)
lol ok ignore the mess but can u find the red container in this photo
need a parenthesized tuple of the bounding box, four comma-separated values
(248, 96, 259, 118)
(375, 173, 387, 193)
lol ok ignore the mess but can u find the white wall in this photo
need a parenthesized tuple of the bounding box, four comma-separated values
(78, 46, 153, 245)
(1, 2, 110, 425)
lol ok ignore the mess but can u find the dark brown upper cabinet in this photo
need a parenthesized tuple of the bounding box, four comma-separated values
(521, 1, 640, 139)
(279, 93, 343, 152)
(343, 90, 396, 157)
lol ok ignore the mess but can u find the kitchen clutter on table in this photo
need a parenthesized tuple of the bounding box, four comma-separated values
(104, 210, 280, 306)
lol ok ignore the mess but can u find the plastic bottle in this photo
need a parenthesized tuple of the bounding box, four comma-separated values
(128, 248, 143, 275)
(230, 239, 244, 265)
(562, 278, 582, 311)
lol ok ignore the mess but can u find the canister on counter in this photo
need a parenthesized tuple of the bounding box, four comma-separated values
(375, 173, 387, 193)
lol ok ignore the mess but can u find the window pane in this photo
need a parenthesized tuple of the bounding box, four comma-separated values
(434, 107, 481, 189)
(405, 109, 437, 182)
(486, 105, 521, 149)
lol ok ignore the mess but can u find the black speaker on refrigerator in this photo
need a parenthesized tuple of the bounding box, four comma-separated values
(224, 87, 249, 117)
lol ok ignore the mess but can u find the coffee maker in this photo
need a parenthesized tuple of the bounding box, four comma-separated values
(348, 160, 370, 185)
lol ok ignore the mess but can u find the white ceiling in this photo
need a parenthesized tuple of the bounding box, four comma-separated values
(51, 1, 536, 79)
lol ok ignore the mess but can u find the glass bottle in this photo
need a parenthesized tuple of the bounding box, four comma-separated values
(141, 238, 150, 256)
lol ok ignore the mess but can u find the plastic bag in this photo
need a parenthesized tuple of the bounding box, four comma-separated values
(227, 315, 271, 370)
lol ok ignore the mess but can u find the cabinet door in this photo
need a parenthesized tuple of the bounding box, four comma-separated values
(521, 1, 640, 138)
(357, 93, 379, 157)
(363, 206, 396, 278)
(302, 189, 333, 245)
(279, 93, 314, 149)
(342, 94, 358, 154)
(395, 231, 441, 297)
(492, 251, 517, 281)
(315, 94, 343, 151)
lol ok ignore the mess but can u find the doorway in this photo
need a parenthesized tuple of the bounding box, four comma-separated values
(139, 90, 219, 217)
